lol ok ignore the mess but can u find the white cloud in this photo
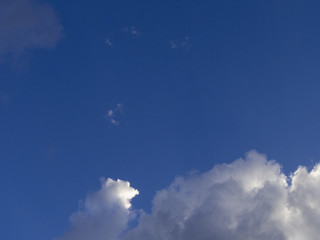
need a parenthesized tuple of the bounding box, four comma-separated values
(58, 150, 320, 240)
(57, 178, 139, 240)
(104, 33, 114, 47)
(107, 109, 114, 117)
(105, 38, 113, 46)
(0, 0, 62, 60)
(105, 103, 124, 126)
(123, 26, 140, 36)
(169, 36, 191, 51)
(123, 150, 288, 240)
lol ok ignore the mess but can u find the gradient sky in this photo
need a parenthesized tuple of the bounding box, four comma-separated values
(2, 0, 320, 239)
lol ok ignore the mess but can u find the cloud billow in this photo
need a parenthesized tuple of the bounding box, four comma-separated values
(0, 0, 62, 60)
(58, 150, 320, 240)
(57, 178, 139, 240)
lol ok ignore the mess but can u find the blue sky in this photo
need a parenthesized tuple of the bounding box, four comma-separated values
(2, 0, 320, 239)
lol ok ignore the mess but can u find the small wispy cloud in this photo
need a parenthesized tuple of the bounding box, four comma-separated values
(123, 26, 140, 37)
(105, 103, 124, 126)
(105, 37, 113, 47)
(169, 40, 178, 49)
(104, 26, 140, 47)
(169, 36, 191, 51)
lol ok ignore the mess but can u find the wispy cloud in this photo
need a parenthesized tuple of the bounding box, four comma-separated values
(169, 40, 178, 49)
(105, 37, 113, 47)
(123, 26, 140, 36)
(0, 0, 63, 61)
(58, 150, 320, 240)
(105, 103, 124, 126)
(169, 36, 191, 51)
(104, 26, 140, 47)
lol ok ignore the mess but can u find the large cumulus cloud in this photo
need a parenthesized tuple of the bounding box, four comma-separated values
(58, 150, 320, 240)
(0, 0, 62, 60)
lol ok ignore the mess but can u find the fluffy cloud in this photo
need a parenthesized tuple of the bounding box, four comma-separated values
(57, 178, 139, 240)
(0, 0, 62, 60)
(58, 150, 320, 240)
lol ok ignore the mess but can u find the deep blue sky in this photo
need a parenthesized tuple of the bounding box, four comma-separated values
(2, 0, 320, 239)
